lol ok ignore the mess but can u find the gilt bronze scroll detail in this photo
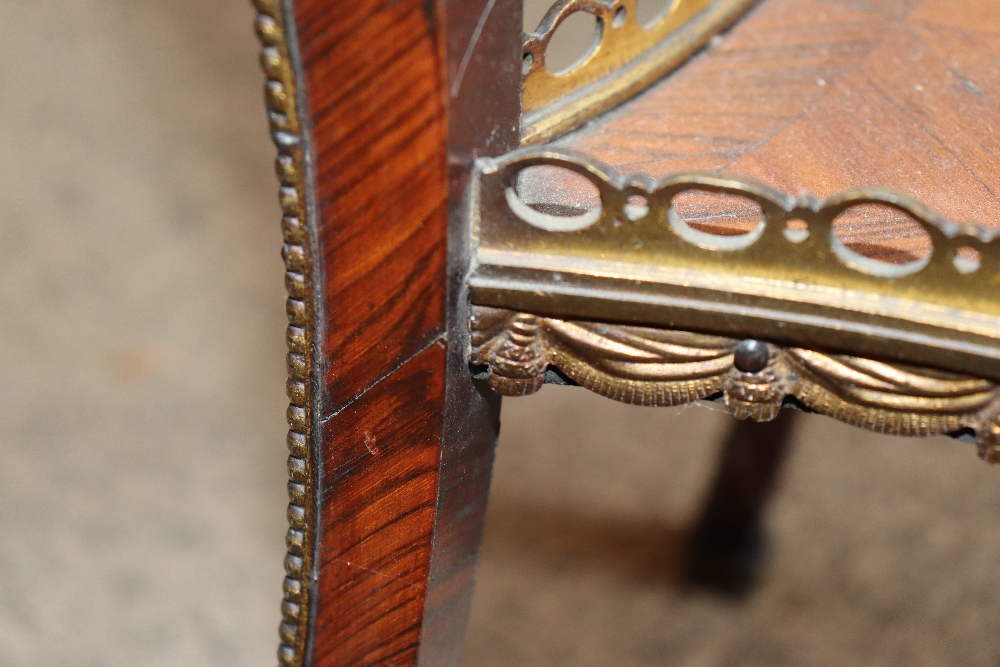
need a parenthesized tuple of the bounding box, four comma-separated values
(522, 0, 757, 144)
(468, 148, 1000, 465)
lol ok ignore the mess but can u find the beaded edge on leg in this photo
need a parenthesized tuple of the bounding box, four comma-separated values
(253, 2, 314, 665)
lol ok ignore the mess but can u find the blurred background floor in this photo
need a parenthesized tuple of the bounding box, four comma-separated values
(0, 0, 998, 666)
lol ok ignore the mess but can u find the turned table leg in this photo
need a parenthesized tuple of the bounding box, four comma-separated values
(686, 414, 796, 594)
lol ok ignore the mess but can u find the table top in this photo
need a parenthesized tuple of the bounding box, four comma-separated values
(531, 0, 1000, 262)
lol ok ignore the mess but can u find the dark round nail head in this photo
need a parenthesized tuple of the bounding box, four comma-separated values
(734, 339, 770, 373)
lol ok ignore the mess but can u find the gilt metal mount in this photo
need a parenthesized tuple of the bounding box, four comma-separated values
(470, 307, 1000, 464)
(467, 147, 1000, 464)
(521, 0, 757, 144)
(253, 1, 315, 665)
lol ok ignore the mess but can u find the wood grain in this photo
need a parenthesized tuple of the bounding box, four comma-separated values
(292, 0, 449, 664)
(288, 0, 520, 664)
(418, 1, 521, 664)
(313, 342, 447, 665)
(295, 0, 449, 411)
(551, 0, 1000, 260)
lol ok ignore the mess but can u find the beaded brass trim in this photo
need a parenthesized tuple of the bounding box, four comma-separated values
(521, 0, 757, 144)
(471, 306, 1000, 465)
(253, 2, 314, 666)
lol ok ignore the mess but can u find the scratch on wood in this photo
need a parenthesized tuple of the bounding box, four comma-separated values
(332, 557, 423, 591)
(451, 0, 497, 98)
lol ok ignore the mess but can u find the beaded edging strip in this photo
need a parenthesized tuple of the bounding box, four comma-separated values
(253, 2, 315, 665)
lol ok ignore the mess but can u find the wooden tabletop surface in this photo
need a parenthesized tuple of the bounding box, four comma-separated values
(536, 0, 1000, 261)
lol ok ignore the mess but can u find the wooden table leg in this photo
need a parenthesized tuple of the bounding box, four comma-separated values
(272, 0, 521, 663)
(686, 414, 796, 595)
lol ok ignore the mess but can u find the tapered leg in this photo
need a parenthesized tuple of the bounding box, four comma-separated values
(686, 414, 796, 594)
(279, 0, 522, 663)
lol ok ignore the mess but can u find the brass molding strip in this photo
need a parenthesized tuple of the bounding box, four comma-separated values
(521, 0, 757, 145)
(471, 306, 1000, 465)
(469, 147, 1000, 382)
(253, 2, 315, 666)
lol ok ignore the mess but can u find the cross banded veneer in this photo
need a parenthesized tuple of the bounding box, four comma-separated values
(253, 0, 1000, 664)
